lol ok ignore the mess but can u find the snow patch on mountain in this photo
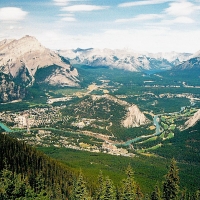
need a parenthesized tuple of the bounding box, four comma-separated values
(58, 48, 192, 72)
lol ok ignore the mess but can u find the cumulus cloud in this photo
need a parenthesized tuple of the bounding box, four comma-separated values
(0, 7, 28, 22)
(118, 0, 173, 7)
(165, 1, 196, 16)
(61, 5, 108, 12)
(115, 14, 163, 23)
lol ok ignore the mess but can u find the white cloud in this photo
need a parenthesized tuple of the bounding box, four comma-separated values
(165, 1, 197, 16)
(36, 27, 200, 53)
(61, 5, 108, 12)
(53, 0, 70, 6)
(7, 25, 23, 30)
(0, 7, 28, 22)
(173, 16, 194, 24)
(161, 16, 195, 25)
(115, 14, 163, 23)
(53, 0, 87, 6)
(61, 17, 76, 21)
(58, 13, 74, 17)
(9, 26, 14, 30)
(118, 0, 172, 7)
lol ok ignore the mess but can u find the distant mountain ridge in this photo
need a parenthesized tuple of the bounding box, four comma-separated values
(57, 48, 192, 72)
(174, 57, 200, 70)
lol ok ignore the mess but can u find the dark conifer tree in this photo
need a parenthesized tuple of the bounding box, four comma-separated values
(120, 164, 136, 200)
(135, 184, 143, 200)
(151, 184, 161, 200)
(162, 158, 179, 200)
(100, 176, 116, 200)
(96, 170, 104, 200)
(70, 170, 91, 200)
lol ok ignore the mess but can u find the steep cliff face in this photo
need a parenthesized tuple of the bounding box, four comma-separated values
(122, 104, 150, 128)
(0, 35, 79, 87)
(0, 73, 25, 103)
(184, 109, 200, 129)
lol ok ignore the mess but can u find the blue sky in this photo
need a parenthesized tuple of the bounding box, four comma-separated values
(0, 0, 200, 53)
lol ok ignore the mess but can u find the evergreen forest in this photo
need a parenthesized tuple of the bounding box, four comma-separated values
(1, 132, 200, 200)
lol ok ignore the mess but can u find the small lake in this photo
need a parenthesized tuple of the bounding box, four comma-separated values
(0, 122, 12, 132)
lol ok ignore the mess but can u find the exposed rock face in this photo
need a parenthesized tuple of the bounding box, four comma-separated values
(122, 104, 150, 128)
(0, 73, 25, 103)
(175, 57, 200, 70)
(0, 35, 79, 87)
(173, 50, 200, 70)
(184, 109, 200, 129)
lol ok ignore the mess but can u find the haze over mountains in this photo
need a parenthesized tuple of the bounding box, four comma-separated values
(0, 35, 200, 103)
(58, 48, 194, 72)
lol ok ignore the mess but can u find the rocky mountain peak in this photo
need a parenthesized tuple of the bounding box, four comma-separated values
(0, 35, 79, 102)
(0, 35, 79, 87)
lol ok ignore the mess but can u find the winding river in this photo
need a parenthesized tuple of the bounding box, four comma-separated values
(0, 122, 12, 132)
(119, 115, 161, 147)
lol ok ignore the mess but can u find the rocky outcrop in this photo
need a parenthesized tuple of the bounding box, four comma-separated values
(0, 73, 25, 103)
(0, 35, 79, 87)
(122, 104, 150, 128)
(184, 109, 200, 129)
(91, 94, 149, 128)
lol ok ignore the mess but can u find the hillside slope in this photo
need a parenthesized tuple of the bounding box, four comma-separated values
(0, 132, 76, 199)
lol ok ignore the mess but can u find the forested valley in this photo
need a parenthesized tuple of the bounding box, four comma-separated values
(1, 132, 200, 200)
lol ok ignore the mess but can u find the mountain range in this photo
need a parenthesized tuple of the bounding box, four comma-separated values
(57, 48, 194, 72)
(0, 35, 200, 103)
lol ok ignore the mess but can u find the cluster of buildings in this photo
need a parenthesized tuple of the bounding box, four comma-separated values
(0, 106, 65, 131)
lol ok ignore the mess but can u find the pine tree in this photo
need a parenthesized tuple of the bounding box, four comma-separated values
(135, 184, 143, 200)
(96, 170, 104, 200)
(100, 176, 116, 200)
(120, 164, 136, 200)
(179, 188, 187, 200)
(162, 158, 179, 200)
(0, 168, 50, 199)
(151, 184, 161, 200)
(70, 170, 91, 200)
(193, 189, 200, 200)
